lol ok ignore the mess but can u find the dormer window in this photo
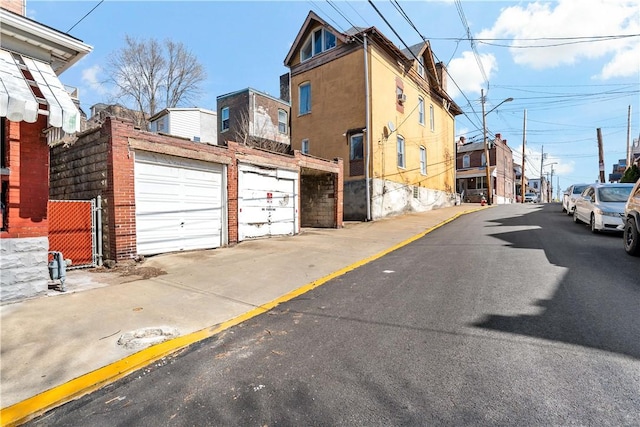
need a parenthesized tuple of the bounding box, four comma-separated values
(300, 28, 337, 61)
(417, 57, 425, 78)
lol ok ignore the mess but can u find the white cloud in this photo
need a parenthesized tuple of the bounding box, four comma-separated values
(81, 64, 108, 95)
(476, 0, 640, 78)
(447, 51, 498, 98)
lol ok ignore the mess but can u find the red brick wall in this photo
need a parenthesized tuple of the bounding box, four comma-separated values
(1, 117, 49, 239)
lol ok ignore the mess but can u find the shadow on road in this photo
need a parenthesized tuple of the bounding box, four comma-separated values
(472, 203, 640, 360)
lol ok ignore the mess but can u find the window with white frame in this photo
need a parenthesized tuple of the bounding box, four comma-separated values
(429, 104, 435, 131)
(475, 176, 487, 189)
(463, 154, 470, 168)
(300, 28, 337, 62)
(278, 109, 288, 134)
(221, 107, 229, 132)
(481, 152, 486, 166)
(417, 57, 425, 78)
(420, 146, 427, 175)
(418, 97, 425, 125)
(301, 139, 309, 154)
(299, 82, 311, 115)
(350, 133, 363, 160)
(397, 135, 405, 168)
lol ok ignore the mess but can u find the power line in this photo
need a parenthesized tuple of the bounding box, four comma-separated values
(66, 0, 104, 33)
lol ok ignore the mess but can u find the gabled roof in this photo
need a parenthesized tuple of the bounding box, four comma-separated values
(284, 10, 462, 116)
(284, 11, 349, 66)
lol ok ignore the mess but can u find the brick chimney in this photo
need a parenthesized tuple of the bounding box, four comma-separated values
(435, 62, 447, 93)
(1, 0, 25, 15)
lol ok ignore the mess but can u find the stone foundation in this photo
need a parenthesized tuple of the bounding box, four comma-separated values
(0, 237, 49, 303)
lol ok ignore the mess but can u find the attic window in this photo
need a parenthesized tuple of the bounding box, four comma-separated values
(301, 28, 337, 61)
(417, 57, 425, 78)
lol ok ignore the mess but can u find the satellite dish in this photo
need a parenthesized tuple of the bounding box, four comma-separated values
(387, 121, 396, 133)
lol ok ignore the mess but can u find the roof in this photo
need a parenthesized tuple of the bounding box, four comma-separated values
(457, 166, 497, 178)
(216, 87, 290, 106)
(284, 11, 462, 116)
(457, 141, 485, 153)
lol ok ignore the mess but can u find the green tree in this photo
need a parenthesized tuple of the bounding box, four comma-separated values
(620, 164, 640, 183)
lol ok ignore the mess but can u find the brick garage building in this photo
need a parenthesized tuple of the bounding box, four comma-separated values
(50, 117, 343, 263)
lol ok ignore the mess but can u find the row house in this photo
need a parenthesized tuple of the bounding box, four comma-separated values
(217, 88, 291, 153)
(456, 133, 516, 204)
(284, 11, 462, 220)
(0, 3, 92, 301)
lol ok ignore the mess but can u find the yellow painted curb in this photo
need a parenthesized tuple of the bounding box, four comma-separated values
(0, 207, 481, 426)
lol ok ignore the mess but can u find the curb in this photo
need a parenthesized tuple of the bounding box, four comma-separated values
(0, 207, 483, 426)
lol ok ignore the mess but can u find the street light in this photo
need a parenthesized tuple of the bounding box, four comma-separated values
(482, 89, 513, 205)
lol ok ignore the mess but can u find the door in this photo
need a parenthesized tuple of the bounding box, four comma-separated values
(134, 151, 224, 255)
(238, 164, 297, 240)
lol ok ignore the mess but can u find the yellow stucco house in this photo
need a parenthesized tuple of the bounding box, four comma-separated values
(284, 11, 462, 221)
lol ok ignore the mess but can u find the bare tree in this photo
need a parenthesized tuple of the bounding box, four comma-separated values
(105, 35, 206, 129)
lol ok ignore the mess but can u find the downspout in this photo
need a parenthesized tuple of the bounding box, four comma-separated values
(364, 33, 372, 221)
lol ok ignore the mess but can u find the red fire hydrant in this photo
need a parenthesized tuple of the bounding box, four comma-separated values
(481, 195, 487, 206)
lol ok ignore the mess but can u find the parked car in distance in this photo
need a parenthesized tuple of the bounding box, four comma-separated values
(524, 192, 539, 203)
(562, 183, 589, 214)
(573, 183, 635, 233)
(623, 179, 640, 256)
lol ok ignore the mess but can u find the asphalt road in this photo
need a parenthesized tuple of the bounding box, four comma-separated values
(29, 203, 640, 426)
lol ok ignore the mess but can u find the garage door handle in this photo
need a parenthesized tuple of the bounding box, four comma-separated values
(180, 222, 185, 227)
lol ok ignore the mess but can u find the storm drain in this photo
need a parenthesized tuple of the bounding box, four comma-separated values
(117, 327, 180, 350)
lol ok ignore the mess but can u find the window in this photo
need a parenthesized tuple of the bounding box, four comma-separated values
(475, 176, 487, 189)
(463, 154, 470, 168)
(301, 139, 309, 154)
(397, 135, 405, 168)
(418, 97, 425, 125)
(300, 28, 337, 61)
(299, 83, 311, 115)
(350, 134, 363, 160)
(417, 57, 425, 78)
(221, 107, 229, 132)
(155, 116, 166, 132)
(1, 117, 6, 170)
(429, 104, 435, 131)
(420, 146, 427, 175)
(278, 109, 288, 134)
(481, 152, 486, 166)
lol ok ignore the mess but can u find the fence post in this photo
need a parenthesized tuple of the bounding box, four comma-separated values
(96, 195, 103, 267)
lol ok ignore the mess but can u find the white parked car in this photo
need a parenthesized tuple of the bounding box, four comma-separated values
(524, 192, 539, 203)
(562, 183, 589, 215)
(573, 183, 635, 233)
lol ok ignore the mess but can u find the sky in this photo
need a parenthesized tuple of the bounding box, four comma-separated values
(26, 0, 640, 196)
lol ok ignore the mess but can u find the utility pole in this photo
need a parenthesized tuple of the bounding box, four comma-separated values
(481, 89, 492, 205)
(540, 145, 546, 202)
(597, 128, 605, 183)
(627, 105, 632, 170)
(550, 165, 554, 202)
(521, 109, 526, 203)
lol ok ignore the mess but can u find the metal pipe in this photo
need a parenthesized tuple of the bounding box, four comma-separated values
(364, 33, 371, 221)
(96, 195, 103, 266)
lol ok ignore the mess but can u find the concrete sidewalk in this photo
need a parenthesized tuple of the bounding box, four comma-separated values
(0, 204, 485, 425)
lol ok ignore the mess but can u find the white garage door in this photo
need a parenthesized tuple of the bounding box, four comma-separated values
(134, 151, 224, 255)
(238, 164, 297, 241)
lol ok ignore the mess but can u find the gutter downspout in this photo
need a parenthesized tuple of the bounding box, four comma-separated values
(364, 33, 372, 221)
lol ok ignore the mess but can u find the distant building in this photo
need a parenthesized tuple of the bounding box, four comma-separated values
(149, 107, 217, 145)
(216, 88, 290, 152)
(456, 133, 516, 204)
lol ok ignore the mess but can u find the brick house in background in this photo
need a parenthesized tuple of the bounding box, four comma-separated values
(0, 3, 92, 302)
(49, 117, 342, 264)
(284, 11, 462, 221)
(456, 133, 516, 204)
(217, 88, 291, 152)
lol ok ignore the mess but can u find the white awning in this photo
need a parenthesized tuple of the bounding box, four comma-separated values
(0, 49, 80, 134)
